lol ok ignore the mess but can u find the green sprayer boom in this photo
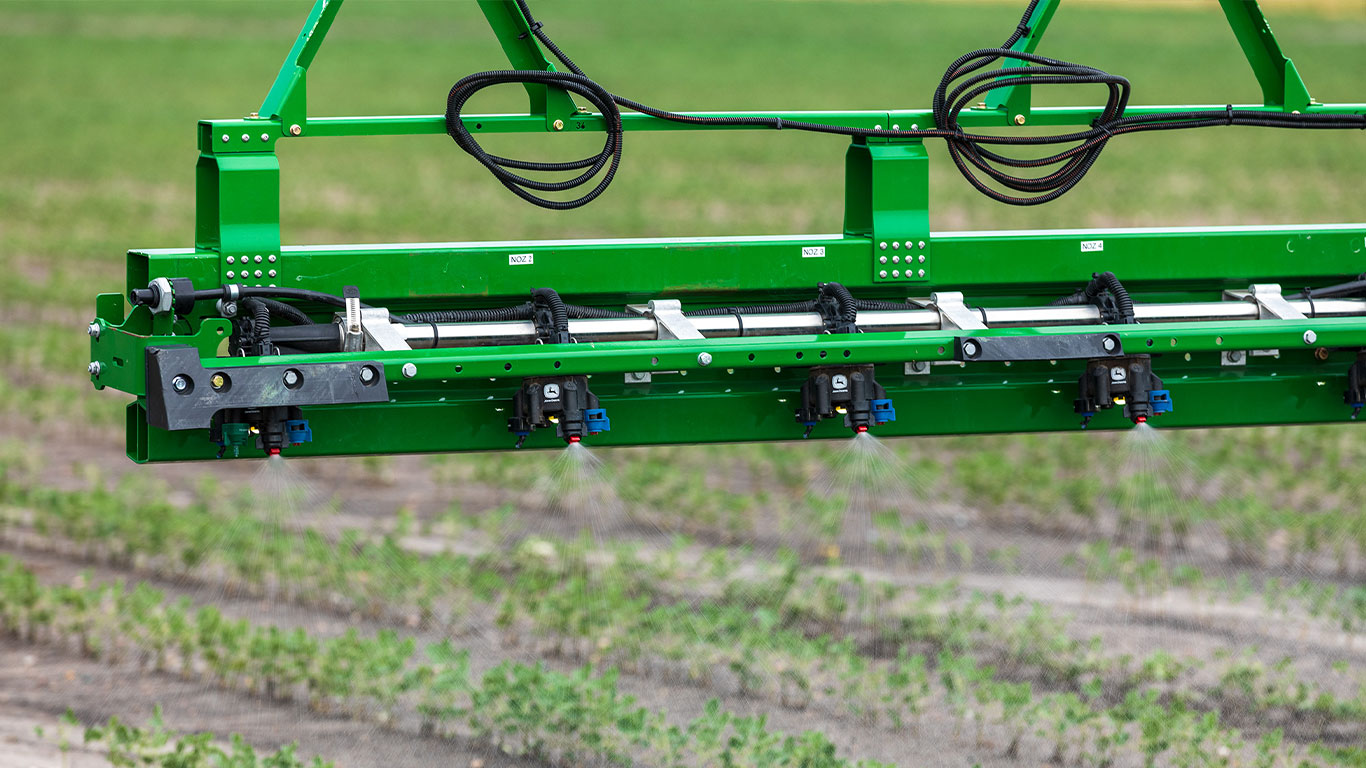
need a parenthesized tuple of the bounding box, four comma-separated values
(88, 0, 1366, 462)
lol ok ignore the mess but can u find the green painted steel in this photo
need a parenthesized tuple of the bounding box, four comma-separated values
(90, 0, 1366, 462)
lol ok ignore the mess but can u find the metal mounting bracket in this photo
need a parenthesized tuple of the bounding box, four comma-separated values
(634, 300, 704, 340)
(931, 291, 987, 331)
(359, 308, 412, 352)
(145, 346, 390, 431)
(1226, 283, 1306, 320)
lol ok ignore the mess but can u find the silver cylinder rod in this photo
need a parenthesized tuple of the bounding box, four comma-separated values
(394, 298, 1366, 349)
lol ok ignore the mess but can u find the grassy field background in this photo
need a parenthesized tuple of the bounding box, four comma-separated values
(2, 1, 1366, 766)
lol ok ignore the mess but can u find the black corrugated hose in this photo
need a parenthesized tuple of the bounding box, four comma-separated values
(445, 0, 1364, 208)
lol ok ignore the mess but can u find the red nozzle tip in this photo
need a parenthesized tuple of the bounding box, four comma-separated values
(568, 435, 581, 443)
(855, 425, 869, 434)
(1135, 416, 1148, 425)
(267, 448, 282, 457)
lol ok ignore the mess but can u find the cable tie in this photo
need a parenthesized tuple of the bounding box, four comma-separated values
(1016, 23, 1031, 38)
(1226, 104, 1234, 126)
(774, 117, 784, 130)
(516, 21, 543, 39)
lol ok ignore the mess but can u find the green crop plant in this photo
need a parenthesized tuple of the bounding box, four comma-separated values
(82, 708, 332, 768)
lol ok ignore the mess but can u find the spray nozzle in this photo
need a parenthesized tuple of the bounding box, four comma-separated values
(210, 406, 311, 458)
(1075, 355, 1171, 426)
(795, 365, 895, 437)
(508, 376, 610, 447)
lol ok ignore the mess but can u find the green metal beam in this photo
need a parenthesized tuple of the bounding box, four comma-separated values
(1218, 0, 1312, 111)
(985, 0, 1062, 117)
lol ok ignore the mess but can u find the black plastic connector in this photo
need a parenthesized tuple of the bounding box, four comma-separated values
(1075, 355, 1172, 426)
(795, 365, 896, 437)
(508, 376, 610, 446)
(1345, 352, 1366, 419)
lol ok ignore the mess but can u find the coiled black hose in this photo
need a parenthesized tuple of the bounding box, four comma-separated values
(445, 0, 1365, 208)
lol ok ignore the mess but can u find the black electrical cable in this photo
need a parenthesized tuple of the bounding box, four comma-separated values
(255, 297, 315, 326)
(238, 298, 273, 355)
(1050, 271, 1135, 323)
(1294, 277, 1366, 299)
(686, 301, 818, 317)
(445, 0, 1365, 208)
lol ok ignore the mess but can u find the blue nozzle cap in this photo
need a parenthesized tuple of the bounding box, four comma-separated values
(1149, 390, 1173, 415)
(584, 408, 610, 433)
(870, 398, 896, 424)
(284, 419, 312, 445)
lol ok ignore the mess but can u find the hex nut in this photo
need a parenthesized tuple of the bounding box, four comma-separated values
(401, 362, 418, 379)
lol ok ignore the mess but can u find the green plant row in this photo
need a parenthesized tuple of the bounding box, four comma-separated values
(74, 708, 332, 768)
(0, 555, 891, 768)
(3, 471, 1364, 766)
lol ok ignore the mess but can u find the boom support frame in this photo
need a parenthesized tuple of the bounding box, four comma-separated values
(90, 0, 1366, 462)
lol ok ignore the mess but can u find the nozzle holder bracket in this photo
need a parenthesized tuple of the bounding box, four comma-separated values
(146, 345, 389, 431)
(957, 332, 1123, 362)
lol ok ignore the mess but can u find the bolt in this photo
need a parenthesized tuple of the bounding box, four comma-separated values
(918, 254, 926, 263)
(874, 124, 882, 130)
(289, 124, 302, 136)
(88, 362, 102, 377)
(1226, 350, 1244, 363)
(226, 271, 235, 279)
(254, 255, 263, 263)
(268, 254, 277, 263)
(892, 270, 900, 278)
(553, 119, 565, 131)
(918, 269, 926, 277)
(87, 322, 101, 339)
(241, 133, 250, 142)
(226, 256, 235, 264)
(909, 360, 928, 373)
(359, 366, 377, 385)
(1315, 347, 1330, 361)
(260, 133, 269, 142)
(892, 241, 900, 250)
(254, 269, 263, 278)
(401, 362, 418, 379)
(879, 270, 888, 279)
(892, 124, 900, 130)
(1101, 335, 1118, 353)
(268, 269, 277, 278)
(879, 241, 888, 250)
(171, 375, 191, 393)
(282, 369, 301, 388)
(697, 352, 713, 367)
(879, 256, 887, 264)
(1303, 330, 1318, 345)
(892, 255, 900, 264)
(222, 301, 238, 317)
(918, 241, 926, 250)
(220, 134, 229, 143)
(962, 340, 980, 358)
(1014, 114, 1026, 125)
